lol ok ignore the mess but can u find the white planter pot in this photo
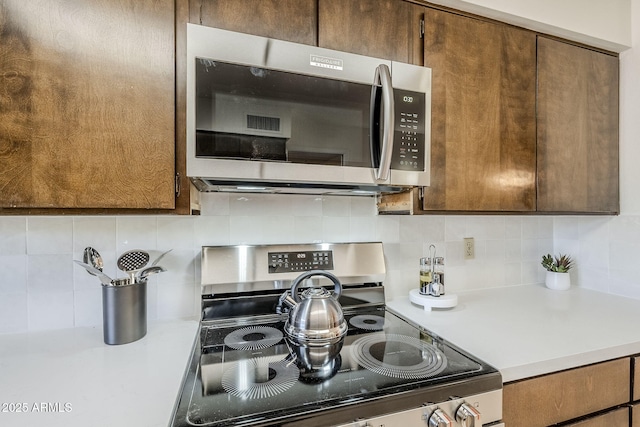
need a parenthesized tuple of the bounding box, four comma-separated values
(545, 271, 571, 291)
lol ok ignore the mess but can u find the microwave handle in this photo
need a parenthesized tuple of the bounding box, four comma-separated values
(370, 64, 395, 181)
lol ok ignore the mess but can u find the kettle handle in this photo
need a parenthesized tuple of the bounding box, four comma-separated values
(290, 270, 342, 303)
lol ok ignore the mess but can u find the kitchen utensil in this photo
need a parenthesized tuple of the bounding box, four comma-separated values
(276, 270, 347, 345)
(117, 250, 150, 283)
(83, 247, 104, 275)
(111, 278, 131, 287)
(137, 265, 166, 281)
(74, 260, 113, 286)
(151, 249, 172, 267)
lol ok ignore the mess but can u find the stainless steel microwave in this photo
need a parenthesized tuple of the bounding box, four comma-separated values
(186, 23, 431, 196)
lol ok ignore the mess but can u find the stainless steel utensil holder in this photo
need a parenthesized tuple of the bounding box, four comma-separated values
(102, 279, 147, 345)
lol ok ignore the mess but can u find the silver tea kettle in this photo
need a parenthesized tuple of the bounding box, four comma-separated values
(276, 270, 347, 345)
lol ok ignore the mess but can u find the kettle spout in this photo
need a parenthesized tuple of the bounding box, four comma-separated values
(276, 291, 297, 314)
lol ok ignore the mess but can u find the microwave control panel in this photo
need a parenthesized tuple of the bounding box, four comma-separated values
(268, 250, 334, 273)
(392, 89, 426, 172)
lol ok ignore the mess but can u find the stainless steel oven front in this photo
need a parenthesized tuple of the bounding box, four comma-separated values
(170, 243, 503, 427)
(186, 24, 432, 195)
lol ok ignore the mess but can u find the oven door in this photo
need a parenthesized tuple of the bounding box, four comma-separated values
(186, 24, 431, 193)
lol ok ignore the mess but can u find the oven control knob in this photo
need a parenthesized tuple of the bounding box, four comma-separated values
(428, 408, 453, 427)
(455, 403, 481, 427)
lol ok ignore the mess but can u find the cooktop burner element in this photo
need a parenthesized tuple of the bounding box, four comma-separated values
(349, 314, 386, 331)
(350, 333, 447, 380)
(223, 326, 284, 350)
(221, 356, 299, 399)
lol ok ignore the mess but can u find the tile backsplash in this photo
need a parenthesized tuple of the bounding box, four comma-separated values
(0, 192, 631, 334)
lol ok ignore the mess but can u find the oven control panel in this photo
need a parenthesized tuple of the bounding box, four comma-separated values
(268, 250, 334, 273)
(333, 390, 502, 427)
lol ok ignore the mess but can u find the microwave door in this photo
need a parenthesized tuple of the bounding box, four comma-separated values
(370, 64, 395, 182)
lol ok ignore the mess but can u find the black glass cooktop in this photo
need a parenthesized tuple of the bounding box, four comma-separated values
(170, 308, 500, 427)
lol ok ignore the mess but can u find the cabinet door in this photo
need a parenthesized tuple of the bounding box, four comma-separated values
(537, 37, 619, 213)
(188, 0, 317, 45)
(0, 0, 176, 210)
(564, 407, 629, 427)
(318, 0, 423, 64)
(633, 356, 640, 402)
(633, 403, 640, 427)
(502, 358, 630, 427)
(419, 8, 537, 211)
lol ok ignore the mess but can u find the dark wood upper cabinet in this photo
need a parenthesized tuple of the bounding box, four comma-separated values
(419, 8, 537, 211)
(0, 0, 176, 211)
(187, 0, 317, 45)
(318, 0, 424, 64)
(537, 37, 619, 214)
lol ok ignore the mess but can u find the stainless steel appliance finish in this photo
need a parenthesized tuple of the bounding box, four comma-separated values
(186, 24, 432, 195)
(170, 242, 502, 427)
(102, 279, 147, 345)
(277, 270, 347, 345)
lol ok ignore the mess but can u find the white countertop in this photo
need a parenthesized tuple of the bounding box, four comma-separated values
(3, 285, 640, 426)
(0, 318, 199, 427)
(388, 284, 640, 382)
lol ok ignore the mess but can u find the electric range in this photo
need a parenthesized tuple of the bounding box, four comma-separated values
(170, 242, 502, 427)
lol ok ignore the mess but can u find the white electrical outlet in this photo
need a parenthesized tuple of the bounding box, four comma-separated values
(464, 237, 475, 260)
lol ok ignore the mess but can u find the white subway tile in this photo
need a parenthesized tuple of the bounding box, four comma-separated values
(399, 216, 445, 243)
(262, 216, 297, 244)
(375, 216, 400, 243)
(73, 217, 117, 253)
(0, 293, 28, 334)
(229, 216, 263, 245)
(199, 192, 230, 216)
(27, 217, 73, 255)
(349, 216, 377, 242)
(485, 240, 505, 261)
(322, 217, 350, 243)
(521, 217, 541, 239)
(351, 197, 377, 216)
(157, 283, 197, 320)
(0, 217, 27, 255)
(193, 216, 230, 247)
(521, 239, 541, 261)
(28, 254, 74, 293)
(28, 291, 74, 331)
(383, 242, 422, 271)
(522, 261, 544, 285)
(157, 217, 195, 250)
(444, 216, 467, 241)
(467, 216, 505, 240)
(156, 250, 197, 286)
(294, 217, 323, 243)
(290, 195, 324, 217)
(74, 288, 103, 327)
(504, 239, 522, 262)
(230, 194, 293, 216)
(116, 217, 158, 253)
(322, 196, 351, 217)
(0, 255, 27, 294)
(610, 216, 640, 242)
(504, 217, 522, 239)
(502, 262, 523, 286)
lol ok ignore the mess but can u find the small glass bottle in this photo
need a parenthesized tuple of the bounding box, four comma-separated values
(433, 256, 445, 295)
(419, 257, 432, 295)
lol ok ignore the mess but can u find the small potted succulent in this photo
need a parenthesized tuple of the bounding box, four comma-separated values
(541, 253, 573, 290)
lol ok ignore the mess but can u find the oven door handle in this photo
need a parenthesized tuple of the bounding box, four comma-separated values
(370, 64, 395, 181)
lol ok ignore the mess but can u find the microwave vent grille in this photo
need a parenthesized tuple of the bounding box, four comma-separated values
(247, 114, 281, 132)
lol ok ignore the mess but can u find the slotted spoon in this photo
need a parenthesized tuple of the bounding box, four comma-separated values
(117, 249, 150, 283)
